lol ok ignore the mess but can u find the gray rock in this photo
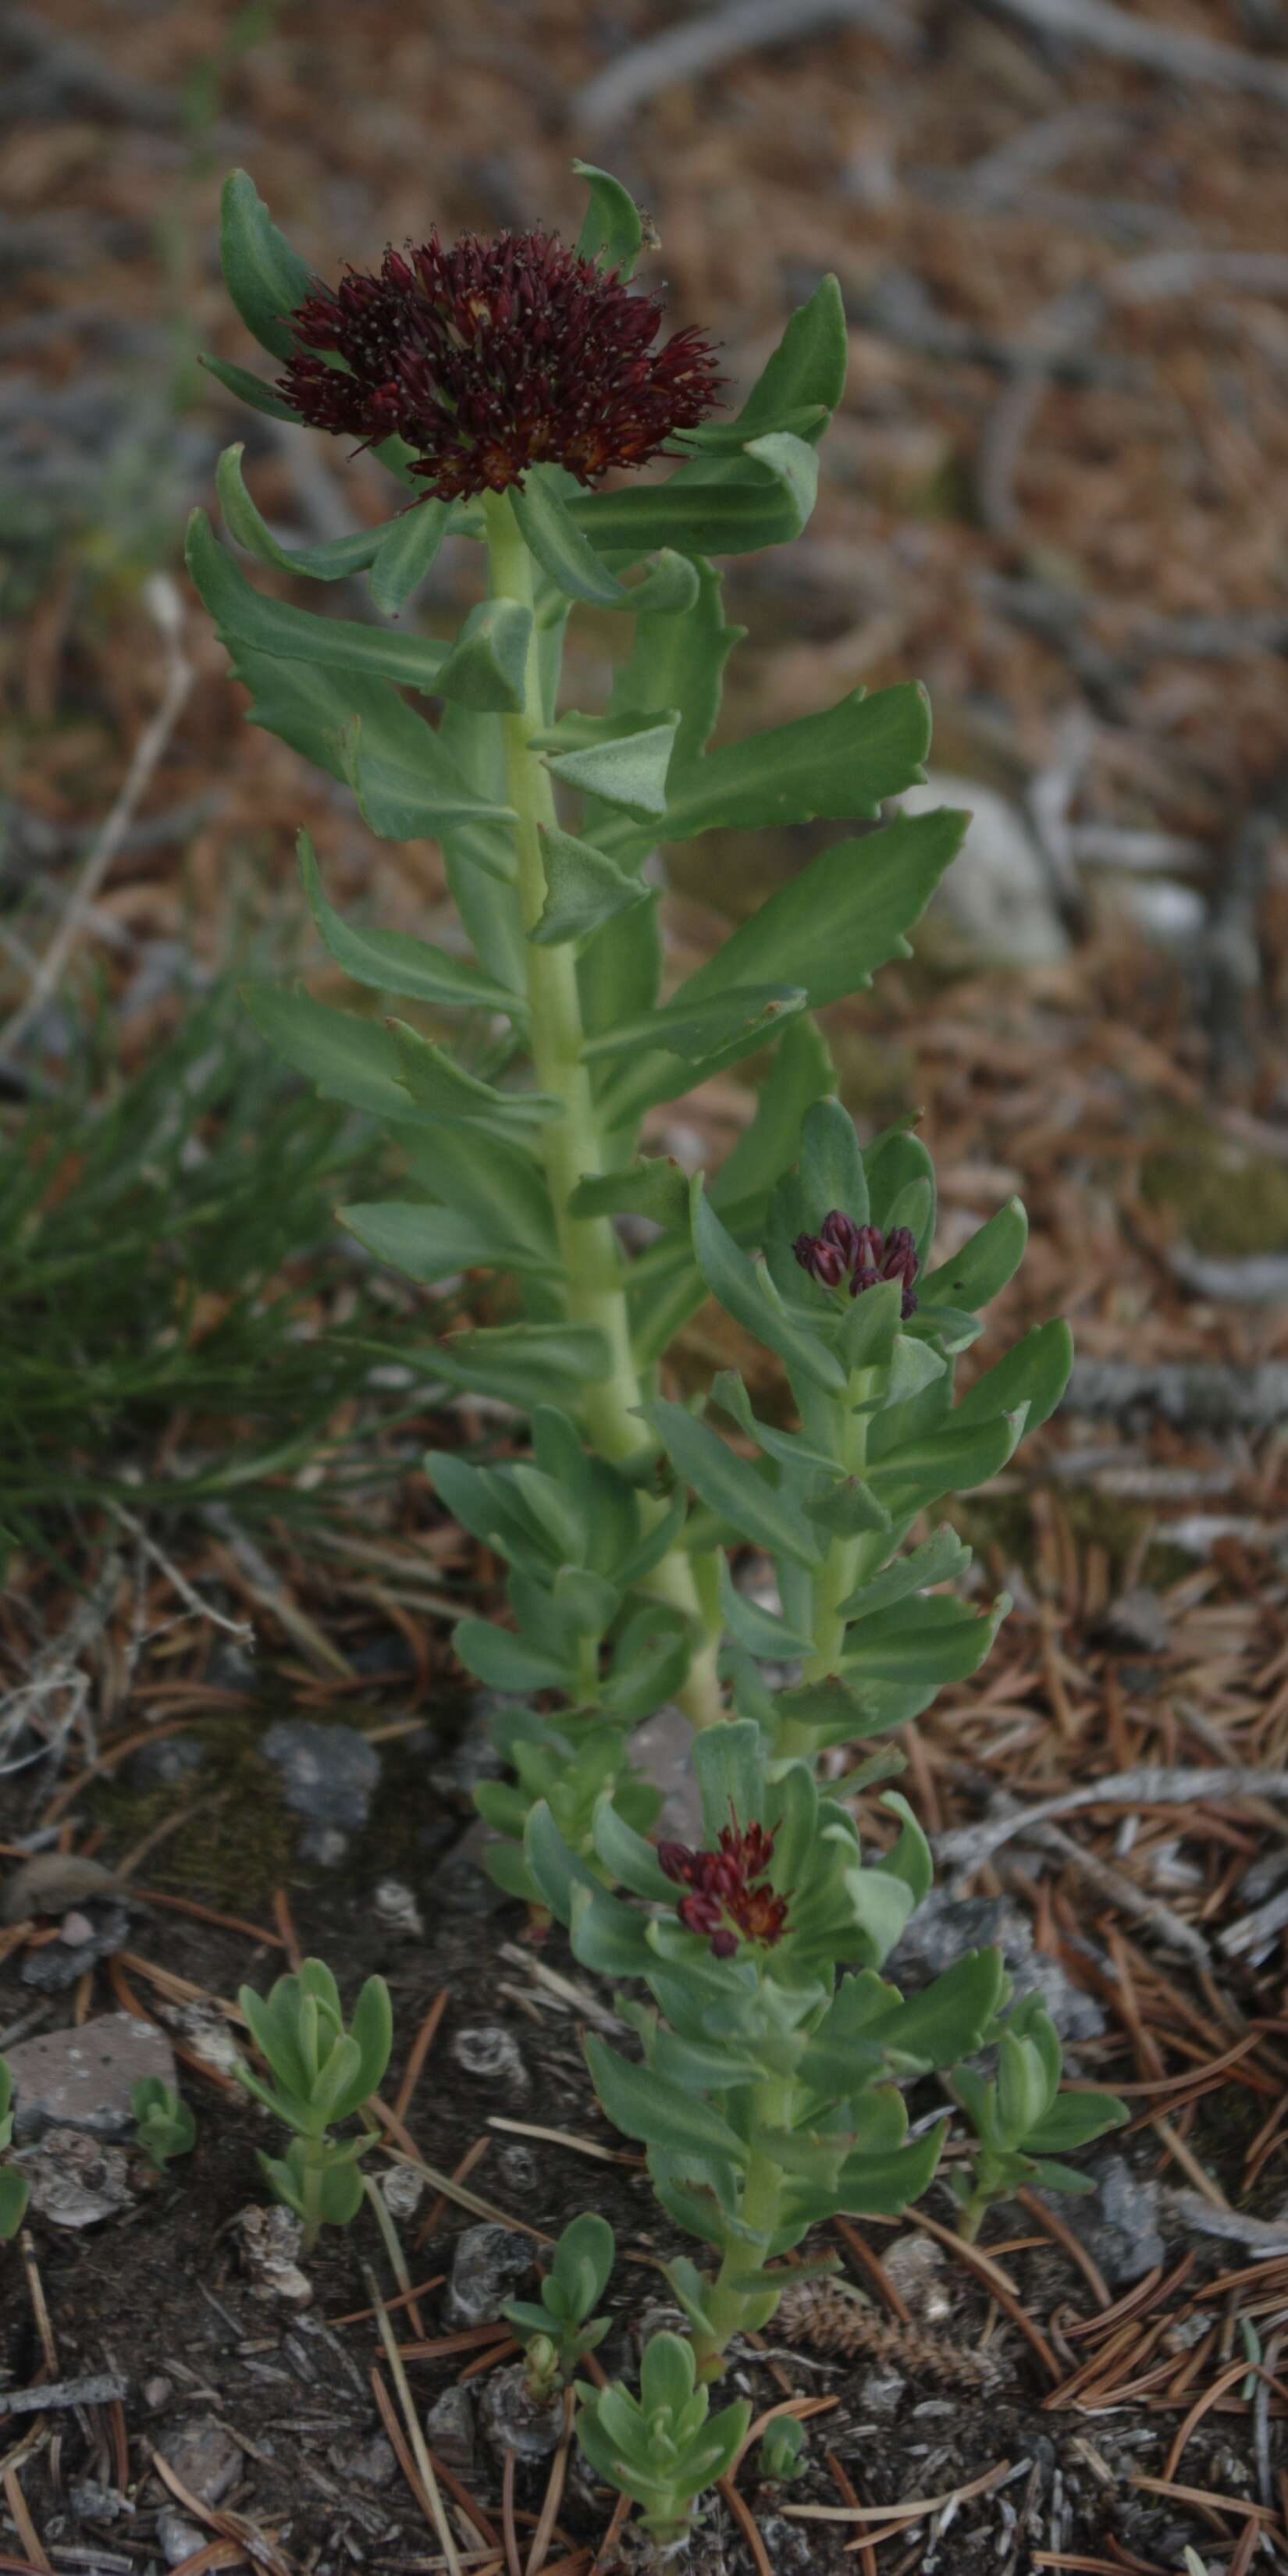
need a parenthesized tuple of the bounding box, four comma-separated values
(373, 1878, 424, 1939)
(630, 1703, 703, 1842)
(330, 2433, 397, 2489)
(436, 1823, 510, 1915)
(126, 1735, 212, 1791)
(888, 1891, 1105, 2042)
(233, 2203, 313, 2306)
(379, 2163, 425, 2223)
(499, 2142, 539, 2196)
(429, 1694, 518, 1797)
(262, 1720, 380, 1863)
(23, 2127, 132, 2228)
(452, 2026, 528, 2092)
(856, 2368, 906, 2418)
(163, 2415, 240, 2507)
(425, 2383, 476, 2475)
(2, 1852, 130, 1923)
(756, 2515, 814, 2571)
(158, 2508, 206, 2567)
(446, 2222, 535, 2326)
(902, 771, 1070, 966)
(20, 1902, 133, 1990)
(6, 2012, 177, 2140)
(1050, 2154, 1165, 2288)
(478, 2362, 564, 2461)
(881, 2233, 951, 2324)
(69, 2478, 126, 2521)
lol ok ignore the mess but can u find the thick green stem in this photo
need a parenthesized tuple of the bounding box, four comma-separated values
(775, 1367, 877, 1760)
(694, 2072, 792, 2379)
(298, 2140, 325, 2255)
(482, 492, 722, 1728)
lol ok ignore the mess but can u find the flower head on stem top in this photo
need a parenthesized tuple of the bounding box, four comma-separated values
(793, 1211, 920, 1320)
(277, 225, 723, 502)
(657, 1813, 788, 1958)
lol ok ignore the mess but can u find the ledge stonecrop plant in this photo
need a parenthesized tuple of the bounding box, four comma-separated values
(234, 1959, 393, 2251)
(950, 1994, 1126, 2241)
(502, 2210, 615, 2401)
(131, 2077, 197, 2172)
(190, 162, 1070, 1839)
(191, 163, 1100, 2543)
(527, 1720, 1009, 2386)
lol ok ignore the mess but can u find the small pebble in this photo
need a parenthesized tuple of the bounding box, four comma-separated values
(452, 2026, 528, 2091)
(446, 2222, 535, 2326)
(425, 2383, 475, 2475)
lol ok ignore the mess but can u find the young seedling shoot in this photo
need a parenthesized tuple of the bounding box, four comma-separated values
(233, 1959, 393, 2253)
(131, 2077, 197, 2172)
(575, 2330, 749, 2548)
(189, 160, 1073, 1877)
(948, 1994, 1127, 2243)
(501, 2211, 614, 2401)
(756, 2414, 808, 2488)
(0, 2056, 30, 2240)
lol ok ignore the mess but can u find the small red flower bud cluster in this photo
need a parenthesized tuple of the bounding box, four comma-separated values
(277, 225, 723, 503)
(792, 1211, 920, 1320)
(657, 1816, 788, 1958)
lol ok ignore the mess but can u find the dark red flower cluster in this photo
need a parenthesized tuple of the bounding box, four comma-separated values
(658, 1816, 788, 1958)
(792, 1211, 920, 1320)
(277, 226, 723, 503)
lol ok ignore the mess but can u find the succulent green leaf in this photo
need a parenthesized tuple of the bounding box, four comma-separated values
(1025, 2090, 1130, 2155)
(919, 1198, 1029, 1311)
(189, 511, 456, 696)
(539, 710, 680, 815)
(429, 599, 533, 712)
(513, 472, 699, 615)
(606, 557, 743, 777)
(603, 682, 932, 856)
(836, 2122, 945, 2216)
(567, 430, 818, 560)
(200, 350, 300, 421)
(298, 836, 518, 1015)
(951, 1319, 1074, 1436)
(402, 1125, 556, 1265)
(865, 1950, 1007, 2074)
(642, 1398, 824, 1568)
(591, 1797, 677, 1901)
(691, 1183, 845, 1395)
(574, 159, 643, 278)
(529, 823, 653, 949)
(585, 2036, 749, 2167)
(367, 500, 453, 613)
(219, 170, 315, 362)
(412, 1322, 613, 1407)
(717, 1557, 814, 1659)
(387, 1019, 560, 1132)
(806, 1477, 891, 1539)
(693, 1718, 765, 1844)
(726, 273, 848, 448)
(837, 1525, 973, 1621)
(215, 445, 390, 581)
(582, 983, 805, 1069)
(675, 809, 966, 1019)
(0, 2165, 30, 2238)
(568, 1154, 690, 1230)
(340, 1199, 538, 1284)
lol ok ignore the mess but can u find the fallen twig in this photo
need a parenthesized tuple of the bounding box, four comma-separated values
(575, 0, 908, 129)
(989, 0, 1288, 109)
